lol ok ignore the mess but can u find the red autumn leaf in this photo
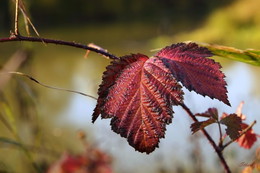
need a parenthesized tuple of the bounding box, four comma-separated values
(195, 108, 219, 120)
(190, 118, 217, 134)
(155, 43, 230, 105)
(48, 149, 113, 173)
(47, 153, 87, 173)
(236, 101, 246, 120)
(92, 43, 229, 153)
(93, 54, 183, 153)
(220, 113, 242, 140)
(191, 108, 219, 134)
(92, 54, 133, 122)
(61, 155, 86, 173)
(236, 123, 258, 149)
(222, 102, 258, 149)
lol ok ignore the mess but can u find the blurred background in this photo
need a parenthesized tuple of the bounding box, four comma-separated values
(1, 0, 260, 172)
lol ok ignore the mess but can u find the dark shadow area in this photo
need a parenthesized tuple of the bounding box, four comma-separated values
(1, 0, 235, 32)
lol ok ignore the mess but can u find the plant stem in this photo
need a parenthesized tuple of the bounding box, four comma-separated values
(4, 71, 98, 100)
(0, 137, 60, 157)
(0, 34, 119, 60)
(180, 103, 231, 173)
(217, 121, 224, 147)
(14, 0, 19, 35)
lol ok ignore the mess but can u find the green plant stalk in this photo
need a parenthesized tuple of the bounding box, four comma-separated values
(197, 42, 260, 66)
(0, 104, 42, 173)
(0, 137, 60, 157)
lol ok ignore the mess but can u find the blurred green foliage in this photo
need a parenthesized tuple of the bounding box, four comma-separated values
(150, 0, 260, 66)
(0, 0, 234, 29)
(201, 43, 260, 66)
(157, 0, 260, 48)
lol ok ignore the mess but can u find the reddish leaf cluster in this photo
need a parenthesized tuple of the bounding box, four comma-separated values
(191, 108, 219, 134)
(92, 43, 230, 153)
(232, 102, 259, 149)
(47, 149, 112, 173)
(220, 102, 259, 149)
(192, 102, 258, 149)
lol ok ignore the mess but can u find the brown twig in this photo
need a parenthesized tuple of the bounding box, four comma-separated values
(0, 34, 119, 60)
(217, 121, 224, 147)
(14, 0, 41, 37)
(180, 103, 231, 173)
(14, 0, 19, 35)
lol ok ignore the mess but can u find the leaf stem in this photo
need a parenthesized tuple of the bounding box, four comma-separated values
(0, 34, 119, 60)
(222, 120, 257, 150)
(217, 121, 224, 147)
(180, 103, 231, 173)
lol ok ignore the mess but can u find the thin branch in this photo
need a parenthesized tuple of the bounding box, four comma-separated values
(17, 0, 41, 37)
(222, 120, 257, 149)
(0, 34, 119, 60)
(0, 137, 60, 157)
(14, 0, 19, 35)
(1, 71, 97, 100)
(217, 121, 224, 147)
(180, 103, 231, 173)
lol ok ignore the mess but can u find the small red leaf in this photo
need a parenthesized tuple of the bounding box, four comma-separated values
(155, 43, 230, 105)
(236, 101, 246, 120)
(191, 118, 217, 134)
(220, 113, 242, 140)
(236, 123, 258, 149)
(195, 108, 219, 120)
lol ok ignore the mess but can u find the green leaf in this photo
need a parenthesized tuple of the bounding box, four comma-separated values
(197, 43, 260, 66)
(0, 137, 22, 147)
(220, 114, 242, 140)
(0, 101, 17, 133)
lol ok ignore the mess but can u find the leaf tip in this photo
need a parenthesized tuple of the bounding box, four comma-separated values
(92, 107, 100, 123)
